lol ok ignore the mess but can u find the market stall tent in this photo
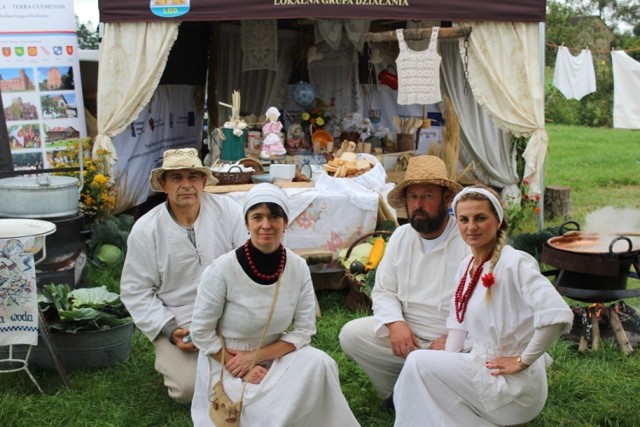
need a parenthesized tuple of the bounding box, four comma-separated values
(95, 1, 547, 213)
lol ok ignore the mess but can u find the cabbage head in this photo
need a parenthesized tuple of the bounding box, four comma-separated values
(95, 243, 123, 265)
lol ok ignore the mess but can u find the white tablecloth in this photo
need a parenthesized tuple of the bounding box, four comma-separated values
(217, 188, 379, 271)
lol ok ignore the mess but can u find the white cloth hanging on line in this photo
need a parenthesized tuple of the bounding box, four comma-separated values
(395, 27, 442, 105)
(611, 50, 640, 129)
(552, 46, 596, 101)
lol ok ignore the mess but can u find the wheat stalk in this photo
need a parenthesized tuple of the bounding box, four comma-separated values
(437, 95, 475, 183)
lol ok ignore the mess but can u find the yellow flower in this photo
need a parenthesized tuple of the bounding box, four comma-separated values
(53, 138, 116, 226)
(92, 174, 109, 186)
(316, 117, 325, 126)
(301, 112, 310, 121)
(83, 196, 95, 207)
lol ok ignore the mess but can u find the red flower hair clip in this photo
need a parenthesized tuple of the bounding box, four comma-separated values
(482, 273, 495, 288)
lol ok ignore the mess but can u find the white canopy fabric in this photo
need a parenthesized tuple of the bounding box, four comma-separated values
(94, 22, 179, 173)
(460, 21, 545, 196)
(439, 39, 520, 205)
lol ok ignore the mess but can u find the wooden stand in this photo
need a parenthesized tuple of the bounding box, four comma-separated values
(544, 185, 571, 219)
(575, 304, 635, 354)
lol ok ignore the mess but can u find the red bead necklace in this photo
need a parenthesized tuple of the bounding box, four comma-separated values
(454, 252, 493, 323)
(244, 240, 286, 282)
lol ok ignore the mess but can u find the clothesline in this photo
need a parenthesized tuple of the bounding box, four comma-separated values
(546, 42, 640, 55)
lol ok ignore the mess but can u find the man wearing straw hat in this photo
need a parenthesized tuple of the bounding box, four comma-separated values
(121, 148, 246, 404)
(339, 155, 470, 411)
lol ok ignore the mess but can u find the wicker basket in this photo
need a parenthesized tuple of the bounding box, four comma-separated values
(344, 230, 393, 312)
(212, 158, 263, 185)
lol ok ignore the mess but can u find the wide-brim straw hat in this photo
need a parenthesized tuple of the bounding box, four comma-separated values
(149, 148, 217, 192)
(387, 155, 463, 209)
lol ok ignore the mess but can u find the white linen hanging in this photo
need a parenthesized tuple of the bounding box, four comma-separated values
(552, 46, 596, 100)
(611, 50, 640, 130)
(314, 19, 371, 52)
(395, 28, 442, 105)
(96, 21, 179, 173)
(459, 22, 546, 197)
(307, 37, 362, 119)
(439, 39, 520, 203)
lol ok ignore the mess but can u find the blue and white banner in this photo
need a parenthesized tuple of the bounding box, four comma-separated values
(111, 85, 203, 213)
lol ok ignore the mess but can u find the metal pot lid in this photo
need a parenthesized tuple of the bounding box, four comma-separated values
(547, 233, 640, 254)
(0, 176, 78, 189)
(0, 218, 57, 239)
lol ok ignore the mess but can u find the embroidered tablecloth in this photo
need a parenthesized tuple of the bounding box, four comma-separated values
(0, 238, 39, 346)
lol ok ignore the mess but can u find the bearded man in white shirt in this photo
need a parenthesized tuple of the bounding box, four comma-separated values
(339, 155, 470, 410)
(120, 148, 246, 404)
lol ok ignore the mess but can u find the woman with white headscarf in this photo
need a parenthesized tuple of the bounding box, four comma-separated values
(190, 183, 358, 426)
(393, 184, 573, 426)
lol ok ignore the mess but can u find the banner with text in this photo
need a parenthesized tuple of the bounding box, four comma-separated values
(0, 0, 86, 171)
(111, 85, 203, 213)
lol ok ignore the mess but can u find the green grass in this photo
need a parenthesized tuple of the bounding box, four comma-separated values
(544, 125, 640, 226)
(1, 124, 640, 426)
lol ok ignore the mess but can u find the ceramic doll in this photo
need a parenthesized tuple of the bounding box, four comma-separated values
(260, 107, 287, 158)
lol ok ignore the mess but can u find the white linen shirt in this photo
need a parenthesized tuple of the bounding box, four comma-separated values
(446, 245, 574, 411)
(120, 193, 246, 341)
(190, 249, 316, 355)
(372, 218, 470, 341)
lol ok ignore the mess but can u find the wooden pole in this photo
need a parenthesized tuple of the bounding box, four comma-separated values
(590, 307, 600, 351)
(578, 306, 589, 352)
(609, 307, 634, 355)
(365, 26, 472, 43)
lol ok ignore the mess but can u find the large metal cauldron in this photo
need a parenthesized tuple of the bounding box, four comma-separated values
(542, 221, 640, 303)
(0, 175, 80, 218)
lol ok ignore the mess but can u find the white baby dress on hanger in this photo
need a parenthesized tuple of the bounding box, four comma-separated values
(395, 27, 442, 105)
(552, 46, 596, 100)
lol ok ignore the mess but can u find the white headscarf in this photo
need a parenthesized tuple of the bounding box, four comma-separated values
(242, 183, 290, 219)
(451, 187, 504, 225)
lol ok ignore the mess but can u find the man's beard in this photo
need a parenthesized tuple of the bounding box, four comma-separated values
(409, 201, 449, 234)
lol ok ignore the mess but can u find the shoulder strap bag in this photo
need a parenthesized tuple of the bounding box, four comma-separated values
(209, 275, 283, 426)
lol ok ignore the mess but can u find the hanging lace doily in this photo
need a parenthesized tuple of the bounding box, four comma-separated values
(241, 20, 278, 72)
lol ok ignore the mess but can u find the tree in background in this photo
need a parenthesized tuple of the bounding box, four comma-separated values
(76, 15, 99, 50)
(560, 0, 640, 35)
(545, 0, 639, 127)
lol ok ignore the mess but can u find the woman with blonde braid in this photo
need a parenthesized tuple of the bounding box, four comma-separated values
(393, 185, 573, 426)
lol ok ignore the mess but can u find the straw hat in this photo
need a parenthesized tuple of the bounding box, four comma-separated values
(387, 155, 462, 209)
(149, 148, 217, 192)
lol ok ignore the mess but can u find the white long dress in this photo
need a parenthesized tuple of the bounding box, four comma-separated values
(190, 249, 359, 427)
(393, 246, 573, 426)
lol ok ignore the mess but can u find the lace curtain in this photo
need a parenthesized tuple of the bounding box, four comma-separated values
(308, 37, 362, 120)
(459, 22, 546, 196)
(216, 24, 298, 126)
(95, 21, 179, 169)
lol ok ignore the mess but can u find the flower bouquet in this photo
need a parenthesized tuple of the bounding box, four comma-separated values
(301, 98, 334, 131)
